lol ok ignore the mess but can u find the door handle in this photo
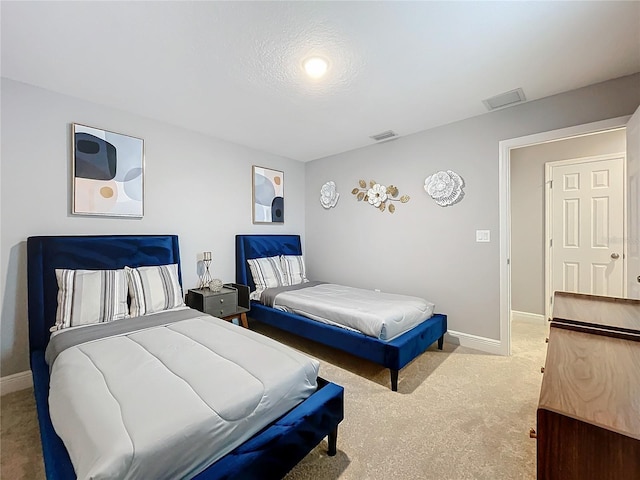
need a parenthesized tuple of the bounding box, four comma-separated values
(611, 253, 620, 260)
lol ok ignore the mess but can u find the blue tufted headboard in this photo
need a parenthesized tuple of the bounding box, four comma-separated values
(235, 235, 302, 292)
(27, 235, 181, 353)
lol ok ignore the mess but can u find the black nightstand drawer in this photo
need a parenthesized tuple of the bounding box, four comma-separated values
(186, 287, 238, 318)
(204, 291, 237, 317)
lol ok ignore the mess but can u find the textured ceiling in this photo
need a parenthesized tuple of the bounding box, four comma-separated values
(2, 1, 639, 162)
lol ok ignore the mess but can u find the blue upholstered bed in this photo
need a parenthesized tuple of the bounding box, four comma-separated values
(236, 234, 448, 391)
(27, 234, 344, 479)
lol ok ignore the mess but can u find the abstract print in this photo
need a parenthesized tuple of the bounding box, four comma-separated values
(73, 124, 144, 217)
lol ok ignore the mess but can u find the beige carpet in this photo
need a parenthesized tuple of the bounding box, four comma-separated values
(1, 320, 548, 479)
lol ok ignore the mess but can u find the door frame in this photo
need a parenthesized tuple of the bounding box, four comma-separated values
(499, 115, 630, 356)
(544, 153, 627, 320)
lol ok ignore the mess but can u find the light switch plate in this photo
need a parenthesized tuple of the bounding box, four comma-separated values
(476, 230, 490, 242)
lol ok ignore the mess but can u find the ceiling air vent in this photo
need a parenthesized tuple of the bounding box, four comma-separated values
(482, 88, 526, 111)
(370, 130, 399, 142)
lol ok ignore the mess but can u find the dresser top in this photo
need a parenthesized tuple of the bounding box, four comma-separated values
(539, 325, 640, 440)
(552, 291, 640, 333)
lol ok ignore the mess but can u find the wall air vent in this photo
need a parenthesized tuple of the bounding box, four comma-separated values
(369, 130, 399, 142)
(482, 88, 526, 111)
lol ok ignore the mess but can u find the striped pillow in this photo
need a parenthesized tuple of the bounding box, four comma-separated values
(125, 264, 184, 317)
(54, 268, 129, 331)
(280, 255, 309, 286)
(247, 256, 289, 299)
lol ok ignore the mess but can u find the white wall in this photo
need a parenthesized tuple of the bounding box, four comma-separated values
(510, 129, 626, 316)
(304, 74, 640, 342)
(1, 79, 306, 377)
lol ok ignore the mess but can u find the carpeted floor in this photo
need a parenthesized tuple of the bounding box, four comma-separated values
(1, 320, 548, 479)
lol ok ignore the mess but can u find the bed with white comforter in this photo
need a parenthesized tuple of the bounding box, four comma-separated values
(45, 307, 319, 480)
(262, 282, 435, 341)
(236, 234, 447, 392)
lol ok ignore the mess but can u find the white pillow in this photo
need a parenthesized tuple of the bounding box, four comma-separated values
(125, 264, 184, 317)
(54, 268, 129, 331)
(280, 255, 309, 286)
(247, 256, 289, 299)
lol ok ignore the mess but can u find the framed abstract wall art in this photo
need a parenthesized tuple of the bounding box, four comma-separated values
(252, 165, 284, 223)
(72, 123, 144, 217)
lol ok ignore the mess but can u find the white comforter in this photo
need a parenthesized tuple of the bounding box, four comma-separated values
(272, 283, 435, 341)
(48, 310, 319, 480)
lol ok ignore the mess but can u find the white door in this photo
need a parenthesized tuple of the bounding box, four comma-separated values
(548, 155, 625, 305)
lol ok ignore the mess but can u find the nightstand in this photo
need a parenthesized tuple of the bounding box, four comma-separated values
(186, 285, 250, 328)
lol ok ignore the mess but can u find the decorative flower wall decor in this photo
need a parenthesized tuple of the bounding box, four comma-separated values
(424, 170, 465, 207)
(320, 181, 339, 209)
(351, 180, 410, 213)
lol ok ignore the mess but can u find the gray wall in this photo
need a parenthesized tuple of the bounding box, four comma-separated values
(510, 130, 626, 316)
(2, 74, 639, 377)
(1, 78, 306, 377)
(627, 107, 640, 299)
(304, 74, 640, 340)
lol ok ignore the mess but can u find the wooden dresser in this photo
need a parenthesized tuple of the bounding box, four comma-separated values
(533, 292, 640, 480)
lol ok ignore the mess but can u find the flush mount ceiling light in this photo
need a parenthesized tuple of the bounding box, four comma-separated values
(303, 57, 328, 79)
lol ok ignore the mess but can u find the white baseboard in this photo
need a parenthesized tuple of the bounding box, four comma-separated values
(511, 310, 546, 325)
(445, 330, 503, 355)
(0, 370, 33, 396)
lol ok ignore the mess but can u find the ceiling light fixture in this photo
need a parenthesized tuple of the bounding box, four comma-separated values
(303, 57, 328, 79)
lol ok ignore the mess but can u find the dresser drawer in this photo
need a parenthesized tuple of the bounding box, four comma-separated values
(204, 291, 237, 317)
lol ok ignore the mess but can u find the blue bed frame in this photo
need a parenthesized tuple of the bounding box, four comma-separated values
(27, 234, 344, 480)
(236, 234, 448, 391)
